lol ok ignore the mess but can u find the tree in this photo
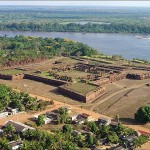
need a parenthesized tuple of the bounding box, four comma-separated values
(0, 138, 11, 150)
(18, 103, 25, 111)
(36, 115, 45, 126)
(133, 135, 150, 148)
(58, 107, 68, 115)
(115, 114, 120, 123)
(62, 124, 72, 134)
(116, 123, 135, 136)
(107, 132, 119, 144)
(38, 103, 45, 111)
(87, 121, 98, 133)
(98, 125, 110, 138)
(4, 124, 16, 134)
(62, 141, 78, 150)
(50, 100, 54, 105)
(134, 106, 150, 123)
(86, 133, 94, 147)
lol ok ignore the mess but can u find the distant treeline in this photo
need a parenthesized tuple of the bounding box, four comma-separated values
(0, 35, 98, 68)
(1, 22, 150, 33)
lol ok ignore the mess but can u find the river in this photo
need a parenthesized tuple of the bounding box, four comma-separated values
(0, 31, 150, 61)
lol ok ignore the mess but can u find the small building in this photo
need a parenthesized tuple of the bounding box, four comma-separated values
(33, 114, 52, 124)
(122, 135, 137, 148)
(0, 111, 9, 118)
(69, 114, 79, 121)
(33, 114, 39, 120)
(9, 141, 23, 150)
(6, 107, 19, 115)
(77, 113, 93, 122)
(112, 145, 126, 150)
(110, 122, 118, 129)
(98, 117, 111, 126)
(46, 111, 58, 120)
(5, 120, 35, 133)
(74, 118, 85, 125)
(72, 130, 82, 135)
(44, 117, 53, 124)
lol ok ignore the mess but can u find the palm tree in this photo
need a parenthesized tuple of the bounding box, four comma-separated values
(115, 114, 120, 123)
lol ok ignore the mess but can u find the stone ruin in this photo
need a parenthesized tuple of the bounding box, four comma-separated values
(58, 84, 105, 103)
(52, 65, 71, 72)
(109, 73, 127, 82)
(54, 61, 62, 64)
(49, 71, 73, 82)
(74, 63, 122, 77)
(126, 73, 150, 80)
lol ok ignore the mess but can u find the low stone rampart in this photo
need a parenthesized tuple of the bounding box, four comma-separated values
(0, 74, 12, 80)
(109, 73, 126, 82)
(0, 74, 24, 80)
(58, 84, 105, 103)
(24, 74, 68, 86)
(126, 73, 150, 80)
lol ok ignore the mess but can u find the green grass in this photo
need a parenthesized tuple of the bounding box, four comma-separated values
(38, 71, 54, 79)
(80, 56, 114, 64)
(57, 70, 90, 78)
(0, 69, 24, 75)
(66, 82, 97, 95)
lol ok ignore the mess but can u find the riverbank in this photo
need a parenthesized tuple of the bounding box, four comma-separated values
(0, 30, 150, 61)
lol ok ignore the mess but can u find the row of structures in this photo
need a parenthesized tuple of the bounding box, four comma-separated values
(126, 73, 150, 80)
(0, 62, 149, 103)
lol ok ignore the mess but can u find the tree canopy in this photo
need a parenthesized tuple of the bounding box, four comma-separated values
(135, 106, 150, 123)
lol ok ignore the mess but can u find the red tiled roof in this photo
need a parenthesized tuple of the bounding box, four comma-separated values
(138, 130, 150, 135)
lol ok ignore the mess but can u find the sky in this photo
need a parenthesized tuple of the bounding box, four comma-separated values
(0, 1, 150, 7)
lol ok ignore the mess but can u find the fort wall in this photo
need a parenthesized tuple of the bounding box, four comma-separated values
(24, 74, 68, 86)
(109, 73, 126, 82)
(0, 74, 13, 80)
(0, 73, 68, 86)
(58, 84, 105, 103)
(126, 73, 150, 80)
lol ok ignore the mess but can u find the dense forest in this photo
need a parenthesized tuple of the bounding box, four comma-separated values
(0, 6, 150, 33)
(0, 35, 98, 68)
(2, 22, 150, 33)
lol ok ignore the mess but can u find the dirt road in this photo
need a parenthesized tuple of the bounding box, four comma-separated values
(90, 82, 147, 111)
(0, 90, 149, 134)
(0, 90, 111, 126)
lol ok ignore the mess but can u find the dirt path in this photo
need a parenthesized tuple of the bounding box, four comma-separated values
(0, 89, 149, 135)
(90, 82, 147, 111)
(0, 89, 111, 126)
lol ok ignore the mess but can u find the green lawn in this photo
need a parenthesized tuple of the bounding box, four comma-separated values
(66, 82, 97, 95)
(38, 71, 54, 79)
(57, 70, 90, 78)
(0, 69, 24, 75)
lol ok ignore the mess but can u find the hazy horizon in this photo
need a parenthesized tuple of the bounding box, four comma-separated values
(0, 1, 150, 7)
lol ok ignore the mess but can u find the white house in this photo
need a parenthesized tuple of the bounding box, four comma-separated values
(9, 141, 23, 150)
(44, 117, 52, 124)
(6, 107, 19, 115)
(5, 120, 35, 132)
(0, 111, 9, 118)
(33, 115, 52, 124)
(69, 114, 79, 121)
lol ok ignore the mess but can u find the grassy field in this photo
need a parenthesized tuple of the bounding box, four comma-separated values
(37, 71, 54, 79)
(66, 82, 97, 95)
(57, 70, 90, 78)
(0, 69, 25, 75)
